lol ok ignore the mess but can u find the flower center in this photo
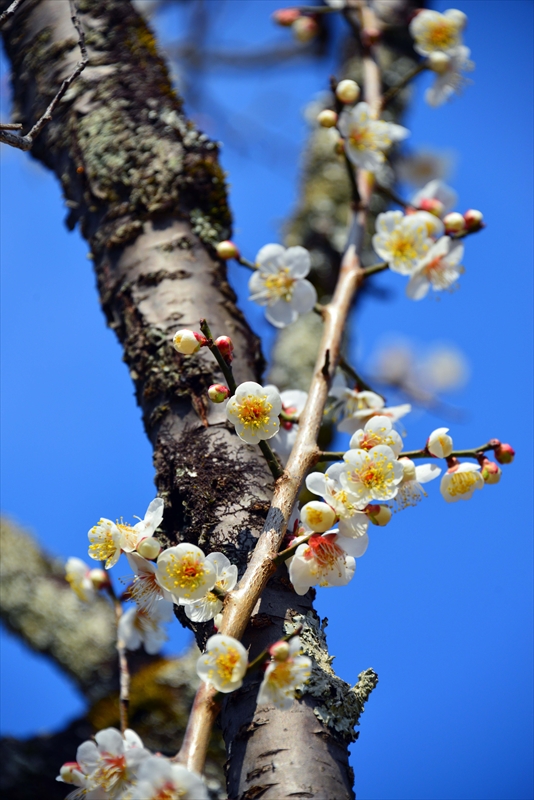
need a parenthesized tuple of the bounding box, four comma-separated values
(447, 471, 480, 497)
(347, 453, 395, 498)
(212, 647, 241, 686)
(267, 661, 295, 689)
(165, 553, 206, 593)
(307, 534, 344, 570)
(263, 268, 296, 301)
(349, 125, 380, 152)
(88, 530, 117, 565)
(153, 784, 186, 800)
(236, 395, 273, 431)
(427, 21, 457, 50)
(95, 753, 127, 792)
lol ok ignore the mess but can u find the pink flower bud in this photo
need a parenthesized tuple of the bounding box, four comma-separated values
(479, 457, 502, 485)
(216, 240, 240, 260)
(463, 209, 484, 230)
(88, 568, 110, 590)
(317, 109, 338, 128)
(335, 79, 361, 104)
(494, 443, 515, 464)
(272, 8, 300, 27)
(366, 505, 392, 527)
(292, 15, 319, 43)
(208, 383, 230, 403)
(418, 197, 445, 217)
(173, 329, 207, 355)
(137, 537, 162, 559)
(215, 335, 234, 362)
(269, 641, 290, 661)
(443, 212, 466, 234)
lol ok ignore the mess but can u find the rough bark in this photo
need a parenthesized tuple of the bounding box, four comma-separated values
(1, 1, 375, 797)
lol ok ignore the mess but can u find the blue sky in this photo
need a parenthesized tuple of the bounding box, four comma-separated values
(1, 2, 532, 798)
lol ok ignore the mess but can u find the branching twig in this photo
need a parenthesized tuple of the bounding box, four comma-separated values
(0, 0, 24, 29)
(380, 62, 427, 110)
(0, 0, 88, 151)
(317, 441, 499, 462)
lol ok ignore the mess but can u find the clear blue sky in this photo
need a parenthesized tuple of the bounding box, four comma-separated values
(1, 2, 532, 799)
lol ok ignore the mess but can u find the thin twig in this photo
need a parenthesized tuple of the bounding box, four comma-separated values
(0, 0, 24, 29)
(258, 440, 284, 480)
(199, 319, 237, 394)
(380, 62, 427, 110)
(107, 587, 130, 734)
(0, 0, 88, 151)
(362, 261, 388, 278)
(0, 122, 23, 130)
(317, 442, 498, 462)
(338, 355, 383, 396)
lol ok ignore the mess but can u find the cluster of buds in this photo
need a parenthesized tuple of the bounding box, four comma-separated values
(272, 8, 320, 42)
(443, 209, 484, 235)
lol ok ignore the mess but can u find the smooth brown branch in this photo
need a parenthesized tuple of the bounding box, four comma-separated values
(0, 0, 88, 151)
(0, 0, 24, 28)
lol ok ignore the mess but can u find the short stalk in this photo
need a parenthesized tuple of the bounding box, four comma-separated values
(199, 318, 237, 395)
(236, 256, 257, 271)
(362, 261, 388, 278)
(259, 440, 284, 480)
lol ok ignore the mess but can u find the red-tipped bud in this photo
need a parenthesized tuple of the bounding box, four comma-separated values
(208, 383, 230, 403)
(494, 443, 515, 464)
(478, 457, 502, 485)
(214, 335, 234, 362)
(317, 109, 338, 128)
(269, 641, 290, 661)
(366, 504, 392, 526)
(292, 15, 319, 43)
(88, 568, 110, 590)
(216, 240, 240, 260)
(137, 537, 162, 559)
(173, 329, 207, 355)
(272, 8, 300, 27)
(443, 212, 466, 234)
(418, 197, 445, 217)
(463, 209, 484, 230)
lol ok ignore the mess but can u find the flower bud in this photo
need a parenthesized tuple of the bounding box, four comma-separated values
(272, 8, 300, 26)
(479, 458, 502, 485)
(300, 501, 336, 533)
(214, 335, 234, 362)
(418, 197, 445, 217)
(463, 209, 484, 230)
(208, 383, 230, 403)
(88, 568, 109, 590)
(173, 329, 206, 355)
(269, 641, 290, 661)
(59, 763, 82, 784)
(443, 212, 466, 234)
(335, 79, 361, 104)
(446, 8, 468, 29)
(366, 505, 392, 526)
(216, 240, 240, 260)
(494, 443, 515, 464)
(292, 15, 319, 42)
(399, 457, 417, 482)
(427, 427, 453, 458)
(317, 109, 338, 128)
(137, 537, 162, 560)
(427, 52, 451, 74)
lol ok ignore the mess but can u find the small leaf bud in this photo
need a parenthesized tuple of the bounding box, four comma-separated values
(399, 457, 417, 482)
(272, 8, 301, 26)
(479, 458, 502, 485)
(494, 443, 515, 464)
(208, 383, 230, 403)
(88, 568, 110, 590)
(137, 537, 162, 560)
(173, 329, 207, 355)
(463, 209, 484, 230)
(427, 52, 451, 74)
(214, 335, 234, 362)
(292, 15, 319, 43)
(269, 641, 290, 661)
(300, 501, 336, 533)
(443, 212, 466, 234)
(366, 505, 392, 526)
(216, 240, 240, 260)
(317, 109, 338, 128)
(335, 79, 361, 104)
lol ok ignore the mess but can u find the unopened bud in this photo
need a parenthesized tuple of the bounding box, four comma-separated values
(59, 763, 82, 785)
(292, 15, 319, 43)
(208, 383, 230, 403)
(269, 641, 290, 661)
(427, 52, 451, 74)
(173, 329, 206, 355)
(494, 443, 515, 464)
(216, 240, 240, 260)
(463, 209, 484, 230)
(366, 505, 392, 526)
(479, 458, 502, 485)
(418, 197, 445, 217)
(137, 537, 161, 560)
(300, 501, 336, 533)
(317, 109, 338, 128)
(446, 8, 468, 29)
(88, 568, 109, 590)
(272, 7, 300, 26)
(399, 457, 417, 482)
(335, 79, 360, 104)
(214, 335, 234, 362)
(443, 212, 466, 234)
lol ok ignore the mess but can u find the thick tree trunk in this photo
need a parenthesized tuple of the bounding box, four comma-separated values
(1, 2, 375, 797)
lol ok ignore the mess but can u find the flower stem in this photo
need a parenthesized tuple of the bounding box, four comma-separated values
(245, 625, 303, 674)
(199, 318, 237, 395)
(259, 440, 284, 480)
(338, 355, 383, 397)
(362, 261, 388, 278)
(236, 256, 257, 271)
(316, 442, 498, 463)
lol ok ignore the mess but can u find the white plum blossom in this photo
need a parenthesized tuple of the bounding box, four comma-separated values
(118, 601, 173, 655)
(397, 149, 453, 187)
(392, 457, 442, 511)
(226, 381, 282, 444)
(248, 244, 317, 328)
(56, 761, 104, 800)
(270, 388, 308, 464)
(331, 384, 411, 437)
(65, 557, 96, 603)
(338, 102, 409, 172)
(426, 46, 474, 107)
(411, 179, 457, 216)
(341, 445, 405, 506)
(131, 756, 209, 800)
(306, 463, 370, 540)
(181, 553, 238, 623)
(73, 728, 150, 799)
(257, 637, 312, 711)
(427, 427, 454, 458)
(440, 462, 484, 502)
(87, 498, 164, 568)
(196, 634, 248, 693)
(125, 552, 175, 614)
(408, 209, 445, 238)
(118, 497, 164, 553)
(288, 531, 366, 595)
(409, 9, 465, 57)
(406, 237, 464, 300)
(156, 543, 217, 603)
(372, 210, 432, 275)
(349, 415, 403, 457)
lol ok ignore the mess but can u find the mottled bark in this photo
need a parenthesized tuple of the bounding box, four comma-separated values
(1, 1, 375, 797)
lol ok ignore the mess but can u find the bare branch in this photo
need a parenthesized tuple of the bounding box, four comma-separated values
(0, 0, 24, 29)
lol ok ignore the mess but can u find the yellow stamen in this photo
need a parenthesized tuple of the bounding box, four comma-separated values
(237, 395, 273, 431)
(165, 553, 206, 593)
(264, 268, 296, 301)
(212, 646, 241, 686)
(447, 471, 480, 497)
